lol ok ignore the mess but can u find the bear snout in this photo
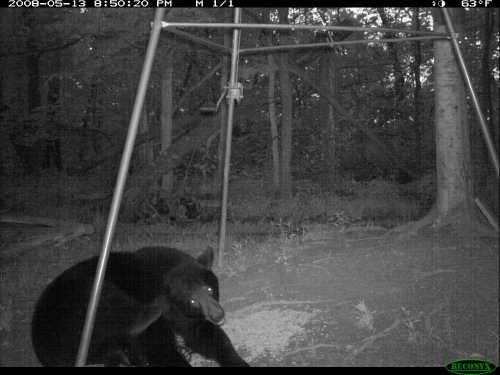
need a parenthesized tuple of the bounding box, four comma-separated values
(199, 295, 225, 325)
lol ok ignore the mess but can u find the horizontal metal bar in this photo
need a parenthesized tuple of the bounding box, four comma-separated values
(161, 21, 447, 37)
(239, 35, 448, 54)
(165, 27, 232, 53)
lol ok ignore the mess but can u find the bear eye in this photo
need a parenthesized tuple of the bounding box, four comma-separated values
(207, 287, 213, 295)
(190, 299, 198, 307)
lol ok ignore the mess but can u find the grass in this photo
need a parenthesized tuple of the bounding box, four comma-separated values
(228, 177, 424, 227)
(0, 174, 428, 274)
(0, 202, 497, 366)
(0, 174, 429, 364)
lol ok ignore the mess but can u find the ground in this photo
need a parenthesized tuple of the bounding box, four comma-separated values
(0, 223, 498, 367)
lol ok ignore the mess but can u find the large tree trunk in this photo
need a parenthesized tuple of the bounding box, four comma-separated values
(390, 9, 493, 237)
(432, 8, 472, 227)
(278, 7, 293, 199)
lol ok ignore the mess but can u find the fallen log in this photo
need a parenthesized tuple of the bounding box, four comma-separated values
(0, 214, 94, 259)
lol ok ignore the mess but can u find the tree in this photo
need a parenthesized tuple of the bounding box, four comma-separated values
(278, 7, 293, 199)
(160, 44, 176, 194)
(412, 8, 424, 170)
(432, 9, 472, 228)
(266, 21, 280, 189)
(391, 9, 492, 236)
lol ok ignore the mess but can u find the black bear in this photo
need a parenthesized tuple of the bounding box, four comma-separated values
(31, 246, 249, 367)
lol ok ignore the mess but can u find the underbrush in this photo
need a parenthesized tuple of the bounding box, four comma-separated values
(228, 177, 424, 227)
(0, 170, 110, 223)
(2, 172, 496, 368)
(1, 174, 426, 226)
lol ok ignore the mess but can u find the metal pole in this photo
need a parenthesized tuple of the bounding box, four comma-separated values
(164, 27, 232, 53)
(162, 27, 447, 55)
(161, 21, 447, 37)
(218, 8, 242, 268)
(75, 8, 166, 367)
(441, 8, 499, 178)
(239, 35, 448, 54)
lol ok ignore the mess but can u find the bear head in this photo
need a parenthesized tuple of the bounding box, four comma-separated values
(161, 247, 225, 326)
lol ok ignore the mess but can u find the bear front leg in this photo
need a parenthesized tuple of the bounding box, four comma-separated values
(175, 321, 249, 367)
(99, 335, 150, 367)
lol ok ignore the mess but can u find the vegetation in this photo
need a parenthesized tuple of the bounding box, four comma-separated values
(1, 8, 498, 367)
(1, 9, 498, 224)
(1, 8, 497, 211)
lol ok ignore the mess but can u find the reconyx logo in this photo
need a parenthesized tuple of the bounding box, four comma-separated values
(446, 359, 497, 375)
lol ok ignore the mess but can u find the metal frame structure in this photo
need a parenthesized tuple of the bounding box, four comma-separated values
(74, 8, 167, 366)
(75, 7, 498, 366)
(440, 10, 499, 177)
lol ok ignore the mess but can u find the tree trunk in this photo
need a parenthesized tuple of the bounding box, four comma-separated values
(389, 9, 493, 237)
(432, 8, 472, 227)
(378, 8, 405, 104)
(278, 7, 293, 199)
(45, 75, 63, 171)
(160, 47, 175, 193)
(266, 29, 280, 189)
(80, 77, 94, 161)
(412, 8, 424, 170)
(138, 102, 154, 164)
(318, 49, 336, 171)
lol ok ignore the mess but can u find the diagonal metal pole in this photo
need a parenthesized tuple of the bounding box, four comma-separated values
(75, 8, 166, 367)
(218, 8, 242, 268)
(161, 21, 447, 37)
(441, 8, 499, 178)
(238, 35, 447, 54)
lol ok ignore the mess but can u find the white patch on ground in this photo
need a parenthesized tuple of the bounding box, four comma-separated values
(184, 307, 320, 366)
(224, 307, 320, 363)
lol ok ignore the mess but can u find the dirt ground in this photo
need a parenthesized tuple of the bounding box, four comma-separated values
(0, 225, 498, 367)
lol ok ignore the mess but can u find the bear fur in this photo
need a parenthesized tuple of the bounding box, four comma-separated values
(31, 246, 248, 367)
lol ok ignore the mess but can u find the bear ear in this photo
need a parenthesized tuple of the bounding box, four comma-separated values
(197, 246, 215, 268)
